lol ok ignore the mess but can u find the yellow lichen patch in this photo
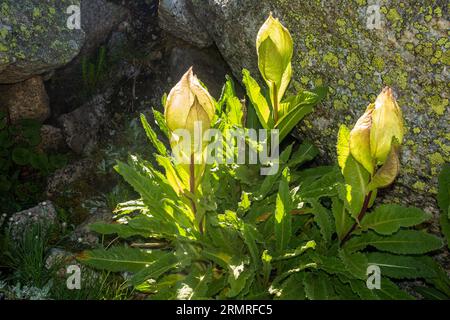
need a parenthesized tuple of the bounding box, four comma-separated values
(323, 52, 339, 68)
(425, 95, 448, 115)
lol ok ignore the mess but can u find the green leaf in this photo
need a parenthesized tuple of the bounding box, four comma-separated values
(152, 108, 170, 139)
(30, 153, 49, 172)
(375, 279, 415, 300)
(303, 272, 336, 300)
(287, 141, 318, 168)
(174, 266, 212, 300)
(274, 273, 306, 300)
(339, 250, 368, 280)
(275, 104, 313, 142)
(366, 253, 437, 279)
(242, 69, 272, 129)
(309, 200, 332, 243)
(438, 164, 450, 247)
(227, 266, 254, 298)
(343, 154, 370, 218)
(276, 90, 323, 141)
(274, 167, 292, 253)
(360, 204, 431, 235)
(415, 286, 448, 300)
(89, 222, 152, 239)
(131, 251, 182, 286)
(140, 114, 167, 156)
(77, 246, 168, 273)
(12, 147, 31, 166)
(332, 197, 353, 241)
(242, 223, 262, 268)
(337, 124, 350, 171)
(344, 230, 443, 254)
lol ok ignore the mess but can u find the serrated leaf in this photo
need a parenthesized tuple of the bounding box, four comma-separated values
(227, 264, 254, 298)
(152, 108, 170, 138)
(344, 230, 443, 254)
(303, 272, 336, 300)
(131, 252, 183, 286)
(274, 273, 306, 300)
(140, 114, 167, 156)
(309, 200, 332, 243)
(287, 141, 318, 168)
(275, 167, 292, 253)
(360, 204, 431, 235)
(175, 266, 212, 300)
(438, 164, 450, 247)
(332, 197, 353, 241)
(366, 252, 436, 279)
(77, 246, 168, 273)
(415, 286, 448, 300)
(242, 69, 272, 129)
(242, 223, 262, 267)
(339, 250, 368, 280)
(89, 222, 151, 239)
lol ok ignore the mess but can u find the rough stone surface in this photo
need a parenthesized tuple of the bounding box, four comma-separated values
(38, 125, 66, 152)
(0, 0, 85, 83)
(159, 0, 212, 48)
(79, 0, 129, 56)
(58, 92, 111, 154)
(0, 76, 50, 123)
(70, 208, 113, 246)
(169, 45, 232, 97)
(46, 159, 94, 197)
(189, 0, 449, 209)
(8, 201, 57, 241)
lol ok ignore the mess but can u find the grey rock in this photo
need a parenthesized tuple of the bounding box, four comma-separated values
(58, 92, 111, 154)
(70, 208, 113, 246)
(8, 201, 57, 241)
(188, 0, 450, 210)
(0, 76, 50, 123)
(169, 45, 232, 98)
(0, 0, 129, 84)
(46, 159, 94, 197)
(159, 0, 212, 48)
(79, 0, 129, 56)
(38, 125, 66, 152)
(0, 0, 85, 83)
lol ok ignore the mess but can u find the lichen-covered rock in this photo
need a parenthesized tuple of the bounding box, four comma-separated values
(189, 0, 449, 208)
(159, 0, 212, 48)
(0, 76, 50, 123)
(0, 0, 85, 83)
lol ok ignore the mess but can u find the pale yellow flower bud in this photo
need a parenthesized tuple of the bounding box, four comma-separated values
(370, 87, 404, 164)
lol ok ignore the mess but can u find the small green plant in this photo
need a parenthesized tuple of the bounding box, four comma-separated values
(81, 46, 108, 95)
(242, 14, 327, 140)
(0, 112, 67, 213)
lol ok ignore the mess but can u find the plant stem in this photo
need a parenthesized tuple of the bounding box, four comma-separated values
(189, 153, 203, 234)
(272, 83, 279, 124)
(340, 191, 373, 246)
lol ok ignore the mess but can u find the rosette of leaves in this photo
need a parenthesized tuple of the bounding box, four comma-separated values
(78, 78, 448, 300)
